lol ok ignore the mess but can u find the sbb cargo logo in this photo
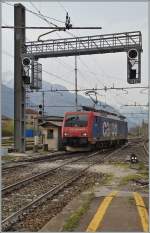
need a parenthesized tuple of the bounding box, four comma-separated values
(103, 121, 117, 137)
(103, 122, 109, 137)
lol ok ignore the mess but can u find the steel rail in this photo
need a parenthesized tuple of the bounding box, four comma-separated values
(2, 151, 99, 195)
(2, 145, 127, 231)
(2, 151, 73, 172)
(2, 167, 88, 231)
(1, 150, 111, 231)
(2, 152, 100, 231)
(2, 163, 30, 172)
(143, 143, 149, 156)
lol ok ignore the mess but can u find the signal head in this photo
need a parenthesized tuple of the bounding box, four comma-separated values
(128, 49, 138, 59)
(39, 110, 42, 115)
(22, 57, 31, 66)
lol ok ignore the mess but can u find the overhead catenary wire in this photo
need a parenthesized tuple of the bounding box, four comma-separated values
(27, 1, 98, 90)
(3, 46, 148, 116)
(27, 86, 149, 93)
(55, 2, 106, 89)
(3, 1, 103, 91)
(2, 51, 148, 94)
(57, 3, 106, 93)
(2, 1, 65, 24)
(57, 1, 68, 14)
(1, 50, 86, 89)
(29, 1, 58, 27)
(3, 2, 147, 108)
(28, 1, 93, 90)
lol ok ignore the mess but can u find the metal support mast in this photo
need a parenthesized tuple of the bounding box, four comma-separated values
(75, 56, 78, 110)
(14, 4, 26, 152)
(42, 91, 45, 119)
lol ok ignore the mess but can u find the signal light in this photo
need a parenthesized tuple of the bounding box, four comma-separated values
(38, 118, 42, 123)
(130, 69, 136, 79)
(22, 75, 30, 84)
(39, 104, 42, 109)
(127, 48, 141, 84)
(128, 49, 138, 59)
(39, 110, 42, 115)
(22, 57, 31, 66)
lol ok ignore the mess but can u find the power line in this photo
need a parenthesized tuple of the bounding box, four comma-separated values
(2, 25, 102, 30)
(2, 1, 65, 24)
(30, 105, 77, 108)
(1, 50, 86, 89)
(27, 86, 148, 93)
(78, 57, 106, 87)
(29, 1, 58, 27)
(122, 112, 148, 115)
(3, 1, 102, 88)
(27, 2, 97, 90)
(2, 48, 148, 93)
(57, 2, 68, 14)
(28, 3, 99, 91)
(122, 103, 148, 107)
(42, 68, 74, 87)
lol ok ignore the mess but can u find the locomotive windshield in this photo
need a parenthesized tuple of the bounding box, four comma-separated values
(64, 114, 88, 127)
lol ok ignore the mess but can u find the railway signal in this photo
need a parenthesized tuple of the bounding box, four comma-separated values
(38, 104, 43, 116)
(127, 48, 141, 84)
(22, 57, 31, 66)
(130, 153, 138, 164)
(22, 57, 31, 84)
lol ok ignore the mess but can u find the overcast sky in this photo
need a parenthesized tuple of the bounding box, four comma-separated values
(2, 1, 148, 110)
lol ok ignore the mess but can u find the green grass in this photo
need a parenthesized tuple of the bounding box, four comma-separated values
(111, 162, 130, 168)
(119, 174, 140, 185)
(119, 172, 149, 186)
(101, 173, 114, 185)
(62, 174, 115, 231)
(137, 162, 148, 171)
(62, 193, 94, 232)
(2, 155, 16, 161)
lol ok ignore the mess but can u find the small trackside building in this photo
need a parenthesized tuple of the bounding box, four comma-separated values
(40, 120, 63, 151)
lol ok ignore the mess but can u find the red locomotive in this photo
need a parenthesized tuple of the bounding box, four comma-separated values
(62, 106, 128, 151)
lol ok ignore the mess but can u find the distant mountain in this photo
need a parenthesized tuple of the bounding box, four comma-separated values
(118, 106, 148, 128)
(1, 79, 148, 129)
(2, 71, 14, 88)
(1, 84, 14, 118)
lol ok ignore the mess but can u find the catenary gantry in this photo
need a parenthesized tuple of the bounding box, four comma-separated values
(24, 31, 142, 59)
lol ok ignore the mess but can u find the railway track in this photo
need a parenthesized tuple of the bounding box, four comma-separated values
(2, 151, 96, 188)
(2, 141, 148, 231)
(2, 151, 104, 220)
(143, 143, 149, 156)
(2, 151, 84, 172)
(2, 137, 143, 172)
(2, 146, 122, 231)
(2, 152, 99, 195)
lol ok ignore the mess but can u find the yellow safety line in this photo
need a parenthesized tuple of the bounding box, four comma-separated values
(133, 192, 149, 232)
(86, 191, 118, 232)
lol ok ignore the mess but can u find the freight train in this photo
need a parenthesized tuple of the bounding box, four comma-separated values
(62, 106, 128, 151)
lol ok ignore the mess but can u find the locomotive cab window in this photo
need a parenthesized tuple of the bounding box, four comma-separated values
(47, 129, 54, 139)
(64, 114, 88, 127)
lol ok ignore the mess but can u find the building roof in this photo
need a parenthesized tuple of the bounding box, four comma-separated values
(40, 121, 62, 128)
(2, 115, 12, 120)
(43, 116, 63, 121)
(25, 108, 38, 115)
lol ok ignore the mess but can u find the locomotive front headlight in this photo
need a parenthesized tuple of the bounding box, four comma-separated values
(81, 132, 87, 136)
(64, 132, 69, 136)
